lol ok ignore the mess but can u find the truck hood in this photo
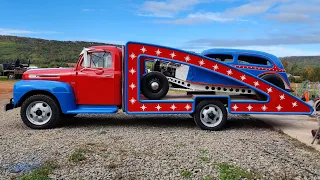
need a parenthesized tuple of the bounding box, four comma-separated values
(23, 68, 74, 80)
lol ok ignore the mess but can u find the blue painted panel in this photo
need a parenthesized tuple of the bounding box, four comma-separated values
(13, 80, 76, 113)
(66, 105, 118, 114)
(186, 66, 243, 86)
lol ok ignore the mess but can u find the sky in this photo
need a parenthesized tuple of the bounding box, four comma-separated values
(0, 0, 319, 57)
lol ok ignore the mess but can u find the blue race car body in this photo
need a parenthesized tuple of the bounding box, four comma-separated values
(184, 48, 292, 91)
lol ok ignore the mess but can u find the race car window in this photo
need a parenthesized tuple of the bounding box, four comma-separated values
(238, 55, 271, 66)
(205, 54, 233, 62)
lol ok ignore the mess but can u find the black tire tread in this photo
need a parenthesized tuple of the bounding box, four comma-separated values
(20, 94, 61, 129)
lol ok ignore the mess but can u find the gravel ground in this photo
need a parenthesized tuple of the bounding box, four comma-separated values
(1, 100, 320, 179)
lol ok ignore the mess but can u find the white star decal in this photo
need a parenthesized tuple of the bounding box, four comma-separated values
(170, 104, 177, 111)
(199, 59, 205, 66)
(155, 104, 162, 111)
(232, 104, 238, 111)
(130, 53, 136, 60)
(155, 49, 162, 56)
(129, 68, 136, 75)
(130, 83, 136, 90)
(254, 81, 260, 87)
(292, 101, 298, 107)
(213, 64, 219, 71)
(140, 46, 147, 53)
(247, 105, 253, 111)
(185, 104, 191, 110)
(140, 104, 147, 111)
(280, 94, 285, 100)
(276, 105, 282, 111)
(227, 69, 233, 76)
(129, 98, 136, 104)
(240, 75, 246, 81)
(267, 87, 273, 93)
(261, 105, 268, 111)
(170, 52, 176, 59)
(184, 55, 191, 62)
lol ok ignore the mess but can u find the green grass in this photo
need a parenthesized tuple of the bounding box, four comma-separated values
(203, 176, 215, 180)
(200, 156, 210, 162)
(216, 163, 261, 180)
(19, 161, 58, 180)
(181, 169, 192, 178)
(0, 76, 18, 81)
(69, 149, 87, 163)
(199, 149, 208, 154)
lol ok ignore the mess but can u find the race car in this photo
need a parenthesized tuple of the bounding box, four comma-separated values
(148, 48, 291, 98)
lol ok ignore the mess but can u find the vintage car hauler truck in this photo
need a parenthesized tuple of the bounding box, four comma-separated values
(5, 42, 313, 130)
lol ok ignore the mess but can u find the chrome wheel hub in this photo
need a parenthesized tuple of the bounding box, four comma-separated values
(26, 101, 52, 125)
(200, 104, 223, 127)
(151, 82, 160, 91)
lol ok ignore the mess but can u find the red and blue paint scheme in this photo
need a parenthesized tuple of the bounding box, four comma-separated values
(5, 42, 313, 130)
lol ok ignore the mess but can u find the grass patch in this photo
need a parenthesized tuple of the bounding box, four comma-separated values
(69, 149, 87, 163)
(199, 149, 208, 154)
(216, 163, 261, 180)
(203, 176, 215, 180)
(200, 156, 210, 162)
(19, 161, 58, 180)
(181, 169, 192, 178)
(0, 76, 18, 81)
(174, 143, 186, 148)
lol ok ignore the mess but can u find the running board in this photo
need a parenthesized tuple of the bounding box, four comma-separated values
(167, 77, 255, 95)
(66, 105, 118, 114)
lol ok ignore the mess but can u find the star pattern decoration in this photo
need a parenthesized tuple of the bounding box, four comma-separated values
(185, 55, 191, 62)
(170, 104, 177, 111)
(140, 46, 147, 53)
(213, 64, 219, 71)
(170, 52, 176, 59)
(155, 49, 162, 56)
(276, 105, 282, 111)
(125, 43, 312, 114)
(130, 83, 136, 90)
(199, 59, 205, 66)
(232, 104, 238, 111)
(240, 75, 246, 81)
(261, 105, 268, 111)
(155, 104, 162, 111)
(130, 98, 136, 104)
(130, 53, 136, 60)
(129, 68, 136, 75)
(292, 101, 298, 107)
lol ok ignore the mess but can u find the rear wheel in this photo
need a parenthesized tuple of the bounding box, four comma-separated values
(194, 100, 227, 131)
(21, 95, 61, 129)
(141, 72, 169, 100)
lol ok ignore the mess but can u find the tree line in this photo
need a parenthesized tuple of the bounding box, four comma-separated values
(281, 60, 320, 83)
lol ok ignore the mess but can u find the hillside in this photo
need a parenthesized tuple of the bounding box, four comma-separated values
(0, 35, 120, 67)
(0, 35, 319, 68)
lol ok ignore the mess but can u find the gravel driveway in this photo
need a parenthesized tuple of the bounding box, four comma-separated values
(1, 100, 320, 179)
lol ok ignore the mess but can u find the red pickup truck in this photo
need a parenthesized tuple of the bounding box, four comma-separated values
(5, 42, 313, 130)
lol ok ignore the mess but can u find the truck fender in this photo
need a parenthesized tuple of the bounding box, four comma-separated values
(13, 80, 76, 113)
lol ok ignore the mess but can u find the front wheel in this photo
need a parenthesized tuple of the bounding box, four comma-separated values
(21, 95, 61, 129)
(194, 100, 227, 131)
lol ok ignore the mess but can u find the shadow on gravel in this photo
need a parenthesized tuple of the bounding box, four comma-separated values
(59, 114, 272, 130)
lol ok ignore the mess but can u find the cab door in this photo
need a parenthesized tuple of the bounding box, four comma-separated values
(75, 51, 115, 105)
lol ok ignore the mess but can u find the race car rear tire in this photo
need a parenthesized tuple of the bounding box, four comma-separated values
(141, 72, 169, 100)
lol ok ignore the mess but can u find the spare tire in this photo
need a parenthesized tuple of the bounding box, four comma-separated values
(141, 72, 169, 100)
(261, 74, 285, 90)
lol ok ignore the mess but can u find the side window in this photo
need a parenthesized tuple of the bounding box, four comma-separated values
(238, 55, 271, 66)
(90, 52, 113, 68)
(206, 54, 233, 62)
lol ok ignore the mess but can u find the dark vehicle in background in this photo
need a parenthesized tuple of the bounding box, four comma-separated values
(0, 59, 31, 79)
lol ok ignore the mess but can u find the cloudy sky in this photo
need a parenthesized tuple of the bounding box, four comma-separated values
(0, 0, 319, 57)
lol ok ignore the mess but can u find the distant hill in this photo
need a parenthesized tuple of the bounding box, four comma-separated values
(280, 56, 320, 68)
(0, 35, 319, 68)
(0, 35, 120, 67)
